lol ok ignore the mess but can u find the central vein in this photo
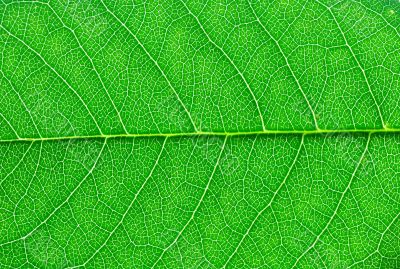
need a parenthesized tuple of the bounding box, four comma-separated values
(1, 128, 399, 143)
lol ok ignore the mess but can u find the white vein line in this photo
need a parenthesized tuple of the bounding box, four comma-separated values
(22, 239, 41, 268)
(347, 0, 400, 38)
(0, 141, 34, 186)
(0, 23, 104, 135)
(240, 135, 259, 199)
(222, 134, 305, 268)
(0, 112, 20, 139)
(13, 141, 42, 224)
(0, 139, 107, 248)
(0, 69, 42, 137)
(291, 133, 372, 268)
(38, 1, 129, 134)
(0, 128, 398, 143)
(315, 0, 386, 129)
(69, 137, 168, 268)
(99, 0, 199, 132)
(179, 0, 266, 131)
(348, 210, 400, 268)
(150, 136, 228, 268)
(247, 0, 319, 130)
(376, 211, 400, 253)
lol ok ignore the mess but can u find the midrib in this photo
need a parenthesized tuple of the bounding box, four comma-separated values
(1, 128, 400, 142)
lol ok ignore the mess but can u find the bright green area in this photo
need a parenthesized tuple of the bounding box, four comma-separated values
(0, 0, 399, 268)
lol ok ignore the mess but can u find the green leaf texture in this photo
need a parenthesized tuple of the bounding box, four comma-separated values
(0, 0, 399, 268)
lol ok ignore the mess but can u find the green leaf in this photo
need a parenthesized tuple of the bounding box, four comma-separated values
(0, 0, 399, 268)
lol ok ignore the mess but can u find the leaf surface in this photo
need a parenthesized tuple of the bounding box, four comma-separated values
(0, 0, 399, 268)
